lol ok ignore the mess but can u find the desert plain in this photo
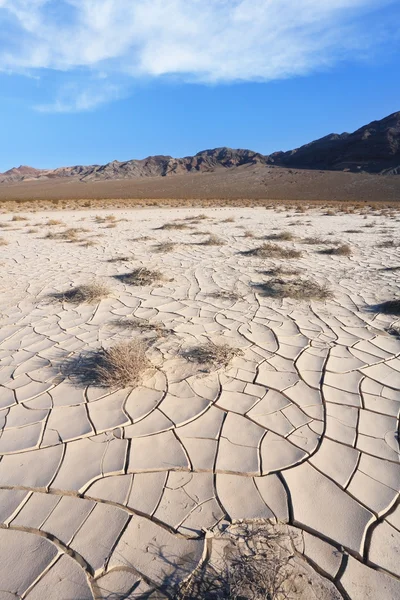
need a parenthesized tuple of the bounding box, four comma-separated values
(0, 203, 399, 599)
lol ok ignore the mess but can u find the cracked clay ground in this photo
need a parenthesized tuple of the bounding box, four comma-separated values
(0, 205, 399, 599)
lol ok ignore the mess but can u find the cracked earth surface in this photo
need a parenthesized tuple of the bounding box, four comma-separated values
(0, 206, 399, 599)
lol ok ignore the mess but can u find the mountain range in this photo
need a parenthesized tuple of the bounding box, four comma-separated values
(1, 111, 399, 184)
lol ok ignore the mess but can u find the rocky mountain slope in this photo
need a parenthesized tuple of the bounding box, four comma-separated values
(1, 111, 399, 184)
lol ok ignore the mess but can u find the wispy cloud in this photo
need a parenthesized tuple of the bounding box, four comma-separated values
(34, 81, 124, 113)
(0, 0, 396, 110)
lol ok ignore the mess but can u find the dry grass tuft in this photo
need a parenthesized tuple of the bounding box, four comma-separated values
(241, 243, 301, 259)
(254, 278, 332, 300)
(154, 242, 177, 253)
(198, 234, 225, 246)
(11, 215, 28, 221)
(183, 341, 243, 368)
(52, 281, 111, 304)
(115, 268, 164, 286)
(157, 222, 191, 230)
(46, 219, 64, 226)
(301, 236, 327, 245)
(0, 238, 8, 246)
(107, 256, 132, 263)
(264, 231, 295, 241)
(319, 243, 352, 256)
(0, 222, 10, 228)
(26, 228, 38, 234)
(94, 340, 149, 387)
(113, 317, 171, 337)
(64, 340, 149, 388)
(261, 266, 300, 276)
(221, 217, 235, 223)
(207, 290, 240, 301)
(95, 214, 117, 223)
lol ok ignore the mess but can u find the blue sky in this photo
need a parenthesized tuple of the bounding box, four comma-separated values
(0, 1, 399, 172)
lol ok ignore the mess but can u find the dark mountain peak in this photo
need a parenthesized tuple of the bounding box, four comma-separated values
(1, 111, 399, 183)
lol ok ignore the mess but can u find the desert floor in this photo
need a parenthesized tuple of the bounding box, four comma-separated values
(0, 206, 399, 599)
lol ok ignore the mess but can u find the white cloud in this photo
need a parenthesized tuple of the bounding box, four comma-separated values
(0, 0, 395, 109)
(34, 81, 124, 113)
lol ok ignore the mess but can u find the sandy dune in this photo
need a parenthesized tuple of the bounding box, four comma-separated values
(0, 206, 399, 598)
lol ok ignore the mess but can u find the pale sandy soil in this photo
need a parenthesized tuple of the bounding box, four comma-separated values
(0, 206, 399, 599)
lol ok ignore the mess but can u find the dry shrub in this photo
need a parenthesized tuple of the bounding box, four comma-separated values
(301, 236, 326, 245)
(0, 238, 8, 246)
(81, 240, 97, 247)
(95, 214, 117, 223)
(26, 228, 38, 234)
(107, 256, 132, 263)
(241, 243, 301, 259)
(222, 217, 235, 223)
(198, 234, 225, 246)
(95, 340, 149, 387)
(207, 290, 240, 301)
(261, 266, 300, 276)
(158, 222, 191, 230)
(155, 242, 176, 253)
(114, 316, 171, 337)
(52, 281, 111, 304)
(183, 342, 242, 367)
(0, 223, 10, 228)
(254, 278, 332, 300)
(177, 522, 304, 600)
(105, 222, 117, 228)
(319, 244, 352, 256)
(115, 268, 164, 286)
(242, 230, 254, 238)
(46, 219, 64, 226)
(64, 340, 149, 388)
(264, 231, 295, 241)
(11, 215, 28, 221)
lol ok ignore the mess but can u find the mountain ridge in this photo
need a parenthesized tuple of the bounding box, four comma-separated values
(2, 111, 399, 183)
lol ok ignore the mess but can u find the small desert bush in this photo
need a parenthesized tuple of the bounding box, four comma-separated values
(207, 290, 240, 301)
(157, 222, 191, 230)
(154, 242, 176, 253)
(0, 238, 8, 246)
(115, 268, 164, 286)
(301, 236, 326, 245)
(26, 228, 38, 234)
(52, 281, 111, 304)
(95, 214, 117, 223)
(198, 234, 225, 246)
(11, 215, 28, 221)
(0, 223, 10, 228)
(183, 342, 242, 367)
(46, 219, 63, 226)
(319, 244, 352, 256)
(221, 217, 235, 223)
(264, 231, 295, 241)
(65, 341, 149, 388)
(107, 256, 131, 263)
(261, 266, 300, 276)
(241, 243, 301, 259)
(114, 317, 170, 337)
(254, 278, 332, 300)
(94, 341, 149, 387)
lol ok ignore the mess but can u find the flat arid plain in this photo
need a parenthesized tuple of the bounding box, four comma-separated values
(0, 204, 400, 599)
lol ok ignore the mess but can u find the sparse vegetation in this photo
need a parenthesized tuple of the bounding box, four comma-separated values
(261, 266, 300, 276)
(0, 238, 8, 246)
(264, 231, 295, 241)
(157, 222, 191, 230)
(206, 290, 240, 301)
(64, 340, 149, 388)
(378, 239, 397, 248)
(113, 316, 171, 337)
(107, 256, 132, 263)
(11, 215, 28, 221)
(183, 341, 242, 367)
(254, 278, 332, 300)
(319, 243, 352, 256)
(51, 281, 111, 304)
(241, 243, 301, 259)
(176, 522, 303, 600)
(301, 236, 326, 245)
(198, 234, 225, 246)
(115, 268, 164, 286)
(154, 242, 177, 253)
(46, 219, 64, 226)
